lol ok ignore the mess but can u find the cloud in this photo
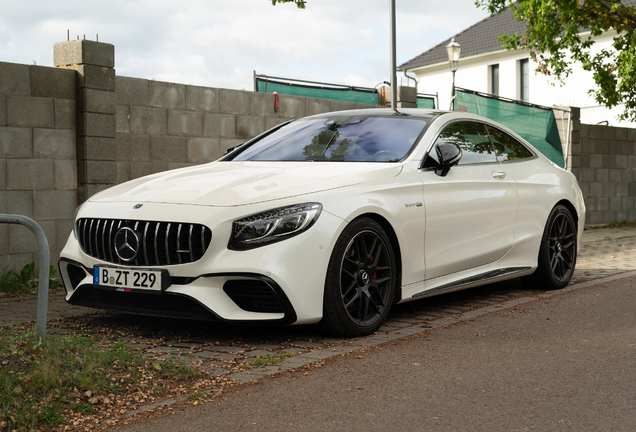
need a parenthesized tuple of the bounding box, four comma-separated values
(0, 0, 488, 89)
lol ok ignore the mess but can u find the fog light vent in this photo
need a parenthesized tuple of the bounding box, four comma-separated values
(223, 280, 284, 313)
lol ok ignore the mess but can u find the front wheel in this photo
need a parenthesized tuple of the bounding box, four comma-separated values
(523, 204, 577, 290)
(320, 218, 397, 337)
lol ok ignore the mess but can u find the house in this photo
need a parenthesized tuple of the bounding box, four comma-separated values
(399, 4, 635, 128)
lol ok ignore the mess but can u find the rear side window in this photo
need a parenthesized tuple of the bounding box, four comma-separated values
(433, 121, 497, 165)
(487, 126, 533, 162)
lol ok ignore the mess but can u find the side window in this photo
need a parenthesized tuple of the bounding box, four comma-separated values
(487, 126, 533, 162)
(433, 122, 497, 165)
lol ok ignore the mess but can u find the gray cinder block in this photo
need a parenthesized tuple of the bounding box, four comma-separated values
(78, 88, 116, 114)
(115, 133, 149, 162)
(8, 220, 56, 254)
(187, 137, 220, 163)
(168, 110, 203, 136)
(55, 159, 78, 190)
(186, 86, 219, 112)
(0, 95, 6, 127)
(149, 135, 187, 163)
(149, 81, 185, 109)
(150, 161, 169, 174)
(203, 114, 235, 138)
(78, 160, 117, 184)
(78, 113, 116, 138)
(34, 129, 76, 159)
(78, 136, 116, 161)
(0, 158, 5, 190)
(219, 89, 249, 115)
(116, 105, 130, 133)
(129, 106, 168, 135)
(56, 219, 74, 252)
(55, 99, 76, 130)
(54, 40, 115, 68)
(0, 224, 7, 255)
(0, 127, 33, 159)
(1, 191, 34, 218)
(71, 64, 116, 91)
(0, 62, 31, 96)
(306, 98, 331, 116)
(235, 115, 265, 140)
(250, 92, 275, 117)
(7, 96, 55, 128)
(116, 76, 149, 106)
(279, 95, 306, 118)
(30, 65, 76, 99)
(7, 159, 55, 191)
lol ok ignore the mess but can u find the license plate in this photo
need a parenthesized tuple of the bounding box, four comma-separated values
(94, 266, 163, 292)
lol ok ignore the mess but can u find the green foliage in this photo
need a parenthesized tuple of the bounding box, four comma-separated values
(476, 0, 636, 121)
(0, 328, 199, 430)
(271, 0, 306, 9)
(0, 263, 61, 296)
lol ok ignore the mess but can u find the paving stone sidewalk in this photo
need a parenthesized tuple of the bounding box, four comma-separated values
(1, 226, 635, 389)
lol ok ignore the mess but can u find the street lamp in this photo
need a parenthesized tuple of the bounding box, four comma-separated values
(447, 37, 461, 110)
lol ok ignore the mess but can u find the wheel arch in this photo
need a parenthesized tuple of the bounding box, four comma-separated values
(556, 199, 579, 227)
(352, 212, 403, 303)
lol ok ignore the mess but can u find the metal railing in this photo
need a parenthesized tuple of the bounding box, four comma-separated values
(0, 214, 49, 342)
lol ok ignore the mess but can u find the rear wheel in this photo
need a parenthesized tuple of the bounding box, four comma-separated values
(320, 218, 397, 337)
(523, 205, 577, 290)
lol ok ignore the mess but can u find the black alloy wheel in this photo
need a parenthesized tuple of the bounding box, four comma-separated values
(321, 218, 397, 337)
(523, 204, 577, 290)
(548, 211, 576, 282)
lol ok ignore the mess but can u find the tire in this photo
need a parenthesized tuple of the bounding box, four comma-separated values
(523, 204, 577, 290)
(320, 217, 397, 337)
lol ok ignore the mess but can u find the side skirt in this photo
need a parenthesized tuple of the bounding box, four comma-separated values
(412, 267, 532, 299)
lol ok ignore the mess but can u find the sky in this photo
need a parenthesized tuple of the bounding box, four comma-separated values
(0, 0, 489, 91)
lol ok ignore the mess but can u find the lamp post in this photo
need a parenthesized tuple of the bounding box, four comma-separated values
(446, 37, 461, 111)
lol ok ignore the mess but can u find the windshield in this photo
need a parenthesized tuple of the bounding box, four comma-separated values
(229, 115, 429, 162)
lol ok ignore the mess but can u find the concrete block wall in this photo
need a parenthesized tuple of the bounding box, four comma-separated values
(571, 124, 636, 225)
(0, 61, 77, 271)
(114, 78, 369, 183)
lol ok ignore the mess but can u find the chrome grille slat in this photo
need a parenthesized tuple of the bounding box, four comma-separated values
(177, 223, 183, 264)
(188, 224, 194, 262)
(76, 218, 211, 267)
(143, 222, 149, 266)
(165, 223, 171, 265)
(88, 219, 95, 256)
(154, 223, 160, 266)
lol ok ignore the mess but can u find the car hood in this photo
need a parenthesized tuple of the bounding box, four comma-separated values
(90, 162, 403, 207)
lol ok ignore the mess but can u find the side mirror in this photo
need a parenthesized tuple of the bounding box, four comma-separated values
(435, 142, 462, 177)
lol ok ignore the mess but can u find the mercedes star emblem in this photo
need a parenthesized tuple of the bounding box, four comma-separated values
(114, 227, 139, 262)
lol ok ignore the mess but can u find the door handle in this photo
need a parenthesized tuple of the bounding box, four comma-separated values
(491, 170, 507, 180)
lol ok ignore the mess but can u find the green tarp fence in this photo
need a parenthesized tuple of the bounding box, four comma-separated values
(255, 75, 436, 109)
(455, 88, 565, 167)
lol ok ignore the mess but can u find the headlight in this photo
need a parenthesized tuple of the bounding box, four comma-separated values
(228, 203, 322, 251)
(72, 202, 84, 239)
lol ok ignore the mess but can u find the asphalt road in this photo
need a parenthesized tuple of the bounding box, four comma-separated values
(114, 275, 636, 432)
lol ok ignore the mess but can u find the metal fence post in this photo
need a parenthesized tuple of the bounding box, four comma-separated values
(0, 214, 50, 342)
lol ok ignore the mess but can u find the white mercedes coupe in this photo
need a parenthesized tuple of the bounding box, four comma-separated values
(58, 108, 585, 337)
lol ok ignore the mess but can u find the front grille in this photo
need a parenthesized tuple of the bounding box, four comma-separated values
(77, 218, 212, 266)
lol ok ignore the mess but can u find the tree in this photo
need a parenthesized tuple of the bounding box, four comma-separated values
(476, 0, 636, 121)
(271, 0, 306, 8)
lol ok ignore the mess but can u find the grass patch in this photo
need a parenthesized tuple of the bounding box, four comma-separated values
(0, 263, 62, 298)
(248, 352, 297, 368)
(0, 327, 200, 431)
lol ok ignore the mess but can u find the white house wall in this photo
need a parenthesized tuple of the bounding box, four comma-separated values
(409, 32, 635, 128)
